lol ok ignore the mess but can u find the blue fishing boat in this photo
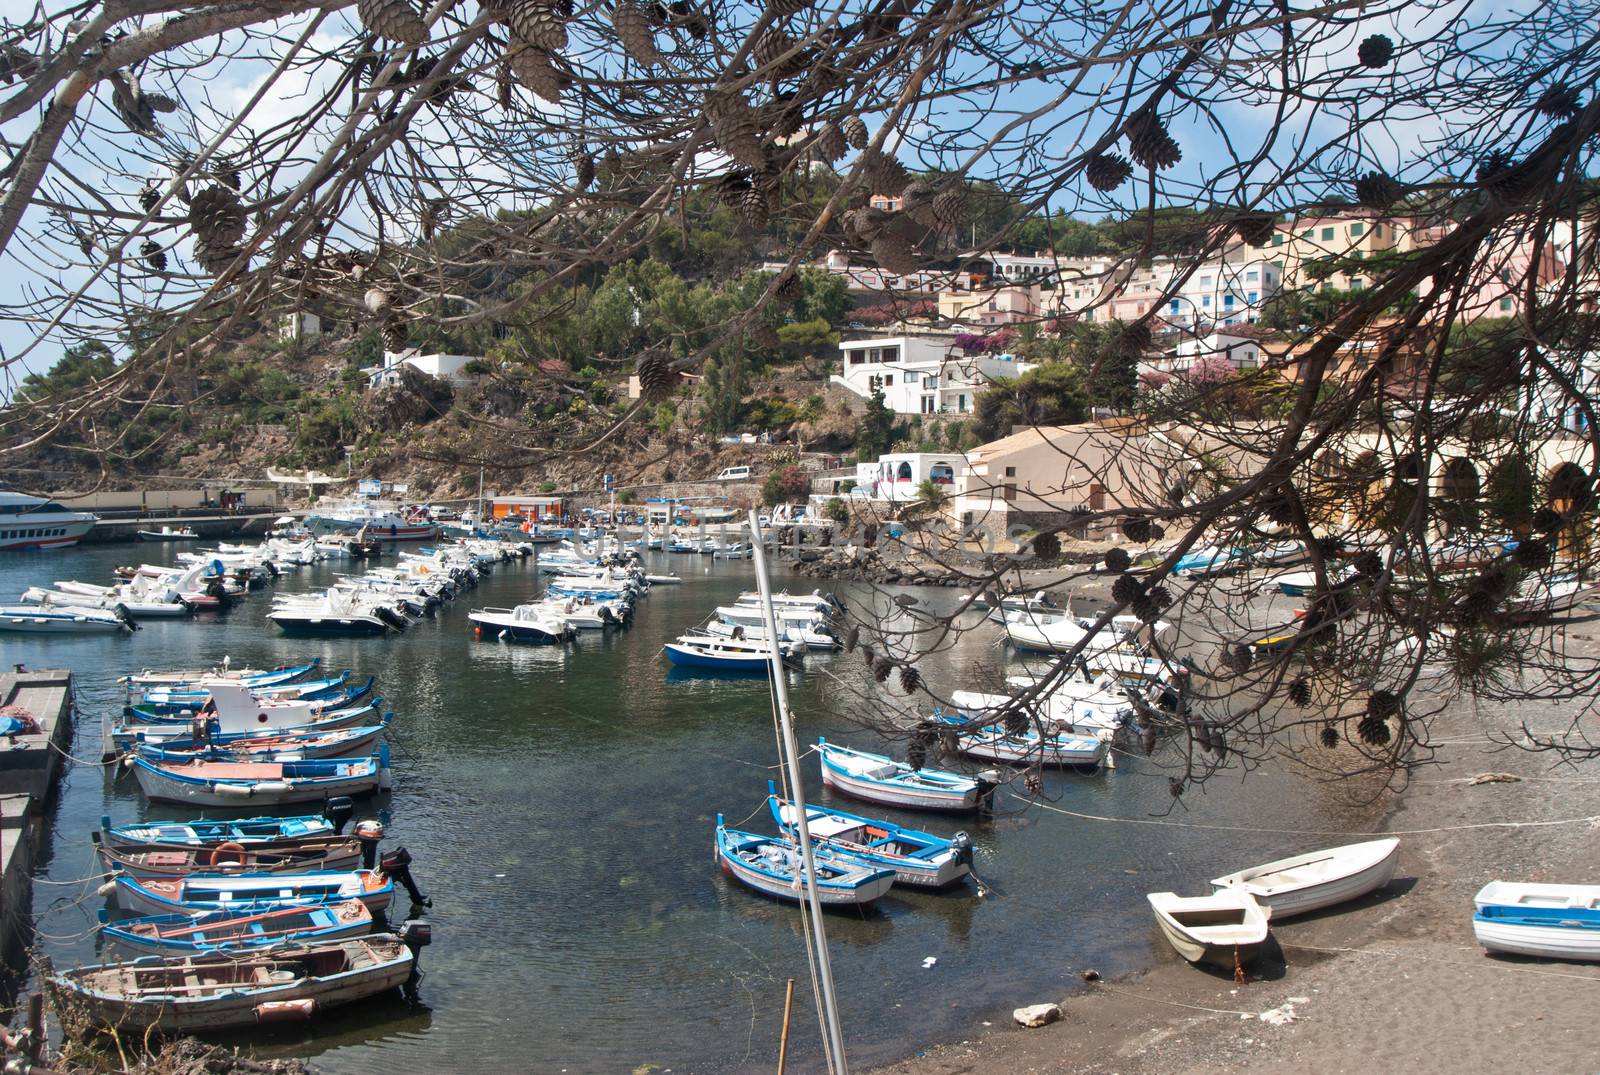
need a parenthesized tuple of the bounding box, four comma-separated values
(98, 810, 345, 852)
(130, 746, 390, 808)
(99, 901, 374, 957)
(134, 714, 394, 763)
(929, 712, 1109, 768)
(714, 816, 895, 907)
(130, 673, 368, 715)
(112, 700, 385, 752)
(663, 635, 803, 672)
(122, 659, 321, 692)
(817, 738, 996, 813)
(766, 782, 973, 889)
(114, 869, 394, 917)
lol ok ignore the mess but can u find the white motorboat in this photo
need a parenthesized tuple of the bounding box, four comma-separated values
(1147, 890, 1272, 968)
(137, 526, 199, 542)
(268, 589, 400, 636)
(0, 601, 134, 633)
(0, 490, 97, 550)
(469, 605, 577, 643)
(705, 618, 839, 651)
(1209, 838, 1400, 919)
(949, 689, 1125, 739)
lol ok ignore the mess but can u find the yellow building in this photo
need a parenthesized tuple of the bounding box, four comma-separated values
(1248, 214, 1413, 292)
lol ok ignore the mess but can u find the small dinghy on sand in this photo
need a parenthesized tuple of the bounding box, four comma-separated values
(1147, 890, 1272, 968)
(1209, 837, 1400, 919)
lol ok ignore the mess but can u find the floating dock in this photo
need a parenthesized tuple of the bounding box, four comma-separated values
(0, 669, 74, 966)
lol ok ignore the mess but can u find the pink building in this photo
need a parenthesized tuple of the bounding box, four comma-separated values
(1413, 224, 1567, 322)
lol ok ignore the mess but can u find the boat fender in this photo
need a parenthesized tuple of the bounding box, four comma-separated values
(254, 781, 294, 794)
(207, 841, 248, 867)
(212, 782, 256, 798)
(255, 998, 316, 1023)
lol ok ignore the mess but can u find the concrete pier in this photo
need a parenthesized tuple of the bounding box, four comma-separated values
(0, 669, 73, 966)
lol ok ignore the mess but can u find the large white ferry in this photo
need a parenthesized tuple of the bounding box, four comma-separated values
(303, 497, 438, 542)
(0, 491, 97, 551)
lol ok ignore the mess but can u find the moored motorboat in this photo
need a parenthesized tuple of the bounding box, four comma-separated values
(931, 713, 1109, 768)
(0, 602, 134, 633)
(768, 784, 972, 889)
(1147, 889, 1273, 968)
(50, 935, 414, 1031)
(714, 817, 896, 907)
(664, 634, 804, 672)
(1209, 838, 1400, 919)
(137, 526, 199, 542)
(817, 738, 995, 813)
(99, 900, 374, 956)
(114, 869, 394, 916)
(468, 604, 577, 644)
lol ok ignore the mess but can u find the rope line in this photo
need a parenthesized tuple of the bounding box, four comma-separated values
(1010, 792, 1600, 836)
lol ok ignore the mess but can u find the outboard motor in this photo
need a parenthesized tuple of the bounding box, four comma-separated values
(381, 846, 432, 907)
(355, 819, 386, 869)
(949, 830, 975, 864)
(974, 769, 1003, 811)
(322, 796, 355, 835)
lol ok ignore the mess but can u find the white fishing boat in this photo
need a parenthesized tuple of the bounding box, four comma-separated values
(817, 738, 996, 812)
(1147, 890, 1273, 968)
(1473, 881, 1600, 960)
(1209, 838, 1400, 919)
(932, 715, 1109, 768)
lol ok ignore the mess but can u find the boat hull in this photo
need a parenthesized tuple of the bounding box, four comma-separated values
(1473, 907, 1600, 961)
(818, 746, 984, 813)
(1210, 838, 1400, 919)
(269, 613, 390, 636)
(132, 758, 385, 808)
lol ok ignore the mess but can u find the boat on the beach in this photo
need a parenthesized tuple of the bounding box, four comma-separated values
(50, 935, 414, 1031)
(1472, 882, 1600, 960)
(114, 869, 394, 916)
(130, 747, 389, 808)
(1209, 837, 1400, 919)
(714, 816, 896, 907)
(817, 738, 996, 813)
(1147, 889, 1273, 968)
(768, 784, 973, 889)
(99, 900, 374, 956)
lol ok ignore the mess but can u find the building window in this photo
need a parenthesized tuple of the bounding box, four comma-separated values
(1321, 227, 1334, 240)
(881, 346, 899, 363)
(1004, 466, 1016, 477)
(883, 374, 893, 385)
(987, 301, 997, 311)
(1247, 291, 1258, 302)
(1246, 270, 1258, 281)
(1350, 222, 1365, 237)
(849, 350, 865, 365)
(1202, 296, 1211, 308)
(1201, 276, 1213, 286)
(1348, 280, 1363, 291)
(1500, 296, 1513, 311)
(1224, 294, 1235, 307)
(1272, 233, 1284, 246)
(1170, 299, 1180, 314)
(1299, 229, 1311, 239)
(923, 375, 938, 389)
(921, 396, 936, 413)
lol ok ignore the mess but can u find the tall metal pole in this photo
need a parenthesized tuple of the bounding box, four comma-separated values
(748, 509, 848, 1075)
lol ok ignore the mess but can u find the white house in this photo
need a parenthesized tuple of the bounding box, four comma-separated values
(852, 452, 968, 501)
(833, 334, 1032, 415)
(1157, 257, 1283, 327)
(1142, 329, 1265, 378)
(279, 312, 328, 342)
(363, 350, 482, 389)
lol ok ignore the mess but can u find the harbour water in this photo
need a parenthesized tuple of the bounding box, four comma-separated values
(0, 545, 1379, 1072)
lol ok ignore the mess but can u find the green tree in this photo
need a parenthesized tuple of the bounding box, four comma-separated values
(823, 497, 850, 523)
(699, 355, 747, 434)
(17, 341, 117, 401)
(971, 363, 1091, 442)
(855, 388, 897, 459)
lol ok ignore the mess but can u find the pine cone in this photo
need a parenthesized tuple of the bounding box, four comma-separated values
(754, 29, 802, 76)
(1124, 110, 1181, 170)
(363, 288, 394, 316)
(870, 232, 920, 275)
(1121, 517, 1154, 542)
(737, 184, 770, 230)
(187, 185, 245, 247)
(1476, 151, 1535, 202)
(931, 187, 968, 229)
(1085, 152, 1132, 192)
(507, 43, 569, 101)
(1536, 82, 1581, 118)
(1357, 713, 1391, 746)
(871, 655, 894, 683)
(774, 270, 803, 304)
(636, 349, 679, 402)
(844, 624, 860, 653)
(1353, 550, 1383, 579)
(138, 186, 161, 213)
(704, 90, 768, 171)
(1131, 593, 1161, 624)
(1168, 778, 1184, 799)
(714, 171, 753, 207)
(613, 2, 662, 65)
(1287, 677, 1312, 707)
(1204, 724, 1225, 755)
(1456, 588, 1496, 620)
(1367, 690, 1401, 720)
(1104, 547, 1131, 574)
(863, 151, 909, 196)
(840, 115, 868, 150)
(192, 238, 243, 275)
(1233, 212, 1276, 247)
(898, 665, 921, 693)
(508, 0, 567, 51)
(1147, 584, 1171, 610)
(1354, 170, 1403, 210)
(860, 643, 874, 666)
(1140, 726, 1158, 755)
(1111, 573, 1143, 604)
(813, 122, 848, 162)
(1118, 321, 1153, 356)
(768, 0, 811, 13)
(357, 0, 428, 46)
(383, 320, 409, 352)
(1030, 531, 1060, 560)
(841, 206, 890, 245)
(906, 737, 927, 771)
(1357, 33, 1394, 69)
(1532, 506, 1564, 533)
(1319, 723, 1339, 748)
(1512, 538, 1551, 568)
(140, 239, 167, 272)
(1262, 486, 1298, 527)
(1004, 710, 1028, 736)
(574, 152, 596, 191)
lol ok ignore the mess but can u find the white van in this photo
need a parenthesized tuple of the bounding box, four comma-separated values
(716, 465, 753, 482)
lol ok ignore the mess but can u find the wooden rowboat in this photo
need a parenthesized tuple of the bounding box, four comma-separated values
(92, 832, 362, 878)
(51, 935, 413, 1031)
(1209, 838, 1400, 919)
(99, 900, 373, 956)
(817, 738, 996, 813)
(1147, 890, 1272, 968)
(115, 869, 393, 917)
(1473, 882, 1600, 961)
(714, 816, 895, 908)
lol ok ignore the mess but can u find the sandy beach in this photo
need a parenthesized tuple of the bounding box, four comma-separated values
(873, 627, 1600, 1075)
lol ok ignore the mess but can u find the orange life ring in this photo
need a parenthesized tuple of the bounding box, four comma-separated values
(207, 841, 247, 866)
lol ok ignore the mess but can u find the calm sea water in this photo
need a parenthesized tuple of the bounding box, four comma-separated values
(0, 544, 1377, 1072)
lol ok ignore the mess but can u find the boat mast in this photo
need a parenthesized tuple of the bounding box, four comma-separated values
(747, 509, 848, 1075)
